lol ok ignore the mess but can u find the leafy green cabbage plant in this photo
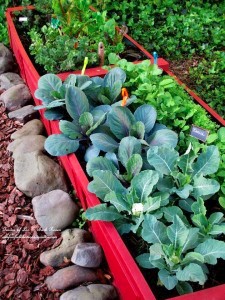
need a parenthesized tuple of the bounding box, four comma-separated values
(137, 211, 225, 294)
(84, 143, 223, 294)
(35, 69, 177, 159)
(34, 67, 132, 120)
(84, 144, 220, 224)
(206, 127, 225, 209)
(148, 144, 220, 203)
(89, 105, 178, 156)
(85, 168, 169, 235)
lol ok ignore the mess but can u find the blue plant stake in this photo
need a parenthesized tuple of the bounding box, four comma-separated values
(153, 51, 158, 65)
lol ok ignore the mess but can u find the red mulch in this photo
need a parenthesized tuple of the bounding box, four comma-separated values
(0, 103, 62, 299)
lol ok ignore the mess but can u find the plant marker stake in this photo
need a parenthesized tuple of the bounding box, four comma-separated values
(153, 51, 158, 65)
(121, 88, 129, 106)
(19, 17, 28, 22)
(50, 17, 60, 29)
(98, 42, 105, 67)
(190, 124, 209, 142)
(119, 24, 128, 36)
(81, 57, 88, 75)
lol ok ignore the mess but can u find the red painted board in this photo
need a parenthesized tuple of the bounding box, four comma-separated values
(50, 120, 156, 300)
(167, 284, 225, 300)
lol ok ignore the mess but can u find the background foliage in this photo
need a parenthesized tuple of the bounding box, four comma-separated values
(94, 0, 225, 59)
(0, 0, 36, 45)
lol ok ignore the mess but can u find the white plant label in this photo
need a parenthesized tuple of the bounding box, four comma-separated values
(19, 17, 28, 22)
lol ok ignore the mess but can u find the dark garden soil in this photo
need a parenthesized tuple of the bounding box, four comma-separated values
(0, 103, 63, 300)
(168, 56, 203, 91)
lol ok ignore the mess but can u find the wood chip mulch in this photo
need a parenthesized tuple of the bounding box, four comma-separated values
(0, 103, 62, 300)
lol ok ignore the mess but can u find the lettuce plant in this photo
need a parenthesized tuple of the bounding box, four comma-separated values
(107, 55, 217, 136)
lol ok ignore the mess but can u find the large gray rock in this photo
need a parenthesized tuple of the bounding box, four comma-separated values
(11, 119, 44, 140)
(7, 135, 46, 158)
(0, 44, 14, 74)
(14, 151, 68, 197)
(45, 265, 97, 290)
(8, 105, 38, 123)
(40, 228, 90, 267)
(32, 190, 79, 236)
(60, 284, 118, 300)
(71, 243, 103, 268)
(0, 83, 32, 111)
(0, 72, 24, 90)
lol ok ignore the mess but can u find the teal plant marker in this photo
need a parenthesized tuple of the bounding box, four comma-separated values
(51, 17, 60, 29)
(153, 51, 158, 65)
